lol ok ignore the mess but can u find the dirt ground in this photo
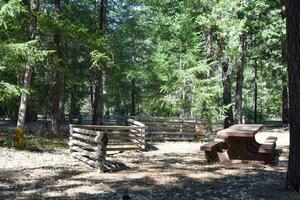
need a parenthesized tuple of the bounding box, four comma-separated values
(0, 128, 300, 200)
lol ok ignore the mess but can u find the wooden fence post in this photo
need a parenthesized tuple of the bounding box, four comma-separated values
(141, 128, 146, 150)
(95, 131, 108, 173)
(69, 125, 74, 153)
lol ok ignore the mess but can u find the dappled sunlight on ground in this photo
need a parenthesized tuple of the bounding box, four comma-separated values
(0, 128, 298, 200)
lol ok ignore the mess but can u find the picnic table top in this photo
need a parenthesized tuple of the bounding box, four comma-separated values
(217, 124, 264, 138)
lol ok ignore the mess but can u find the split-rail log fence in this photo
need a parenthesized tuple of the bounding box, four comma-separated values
(69, 119, 146, 172)
(132, 116, 208, 141)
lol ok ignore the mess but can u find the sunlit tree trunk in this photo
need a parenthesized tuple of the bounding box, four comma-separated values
(285, 0, 300, 191)
(16, 0, 40, 147)
(234, 34, 246, 124)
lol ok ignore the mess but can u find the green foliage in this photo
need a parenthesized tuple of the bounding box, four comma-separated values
(0, 0, 25, 29)
(0, 0, 287, 126)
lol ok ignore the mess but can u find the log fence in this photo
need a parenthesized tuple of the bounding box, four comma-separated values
(69, 119, 146, 172)
(132, 116, 208, 141)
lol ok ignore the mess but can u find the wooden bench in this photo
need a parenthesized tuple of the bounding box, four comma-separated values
(200, 140, 226, 162)
(201, 124, 278, 164)
(258, 136, 277, 163)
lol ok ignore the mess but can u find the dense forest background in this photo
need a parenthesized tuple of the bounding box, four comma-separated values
(0, 0, 287, 134)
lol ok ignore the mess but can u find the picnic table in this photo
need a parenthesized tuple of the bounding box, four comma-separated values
(200, 124, 277, 164)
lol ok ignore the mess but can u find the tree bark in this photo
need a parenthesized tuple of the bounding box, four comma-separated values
(285, 0, 300, 191)
(254, 64, 258, 123)
(220, 40, 234, 128)
(282, 74, 289, 124)
(92, 0, 107, 125)
(206, 26, 213, 58)
(131, 78, 136, 116)
(51, 0, 64, 135)
(281, 5, 289, 124)
(69, 92, 80, 122)
(234, 34, 246, 124)
(16, 0, 39, 148)
(92, 71, 103, 125)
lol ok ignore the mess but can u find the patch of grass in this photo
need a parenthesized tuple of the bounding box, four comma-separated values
(0, 130, 68, 151)
(28, 137, 68, 150)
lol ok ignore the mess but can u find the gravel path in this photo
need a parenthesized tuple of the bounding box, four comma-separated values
(0, 129, 299, 200)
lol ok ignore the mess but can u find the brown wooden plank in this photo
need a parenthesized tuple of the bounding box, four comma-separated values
(71, 133, 97, 143)
(72, 128, 102, 136)
(68, 138, 97, 151)
(71, 146, 97, 160)
(217, 124, 263, 138)
(71, 124, 146, 131)
(71, 152, 97, 168)
(127, 118, 146, 127)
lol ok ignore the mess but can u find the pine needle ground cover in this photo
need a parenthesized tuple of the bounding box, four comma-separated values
(0, 128, 298, 200)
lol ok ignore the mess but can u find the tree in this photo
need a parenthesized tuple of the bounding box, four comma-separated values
(281, 1, 289, 124)
(91, 0, 108, 125)
(285, 0, 300, 191)
(220, 39, 234, 128)
(50, 0, 64, 135)
(15, 0, 39, 147)
(234, 34, 246, 124)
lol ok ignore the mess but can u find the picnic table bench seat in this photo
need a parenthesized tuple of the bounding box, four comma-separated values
(258, 136, 277, 160)
(200, 139, 229, 162)
(201, 124, 278, 164)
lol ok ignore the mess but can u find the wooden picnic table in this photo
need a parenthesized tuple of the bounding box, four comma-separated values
(201, 124, 277, 164)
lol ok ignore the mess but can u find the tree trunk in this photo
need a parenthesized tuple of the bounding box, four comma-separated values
(254, 64, 258, 123)
(282, 74, 289, 124)
(285, 0, 300, 191)
(69, 92, 80, 123)
(51, 0, 63, 135)
(234, 34, 246, 124)
(92, 71, 103, 125)
(92, 0, 107, 125)
(16, 0, 39, 148)
(131, 78, 136, 116)
(220, 40, 234, 128)
(206, 26, 213, 58)
(281, 5, 289, 124)
(282, 1, 289, 125)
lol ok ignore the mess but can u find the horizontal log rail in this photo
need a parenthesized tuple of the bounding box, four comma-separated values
(131, 116, 208, 141)
(69, 119, 147, 172)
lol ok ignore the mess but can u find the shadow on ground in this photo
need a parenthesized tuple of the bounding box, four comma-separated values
(0, 145, 298, 200)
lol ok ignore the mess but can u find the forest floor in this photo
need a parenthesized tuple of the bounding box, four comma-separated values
(0, 128, 299, 200)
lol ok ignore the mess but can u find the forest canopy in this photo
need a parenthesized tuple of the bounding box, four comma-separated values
(0, 0, 287, 128)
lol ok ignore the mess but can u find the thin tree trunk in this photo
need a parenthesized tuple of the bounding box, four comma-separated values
(131, 78, 136, 116)
(203, 26, 213, 125)
(92, 0, 107, 125)
(282, 74, 289, 124)
(206, 26, 213, 58)
(16, 0, 39, 147)
(220, 40, 234, 128)
(254, 64, 258, 123)
(281, 4, 289, 124)
(51, 0, 63, 135)
(285, 0, 300, 191)
(234, 34, 246, 124)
